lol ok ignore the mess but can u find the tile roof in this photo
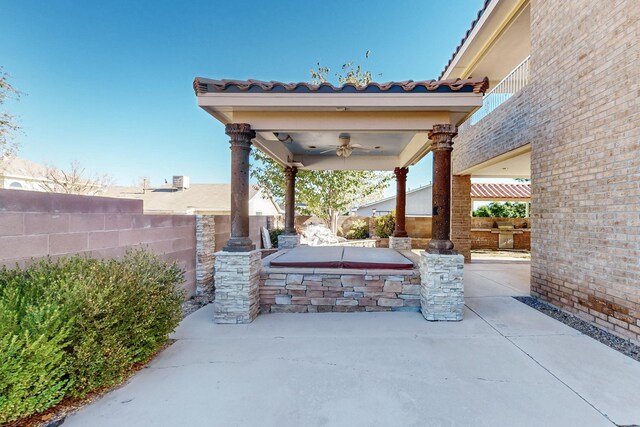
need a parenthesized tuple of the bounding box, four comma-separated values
(471, 183, 530, 199)
(439, 0, 493, 80)
(193, 77, 489, 95)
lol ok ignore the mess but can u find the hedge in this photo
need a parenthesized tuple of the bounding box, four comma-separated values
(0, 250, 185, 423)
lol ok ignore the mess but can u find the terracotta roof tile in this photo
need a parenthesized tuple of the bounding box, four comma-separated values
(439, 0, 493, 80)
(471, 183, 530, 199)
(193, 77, 489, 95)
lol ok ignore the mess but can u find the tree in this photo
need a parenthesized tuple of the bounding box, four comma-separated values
(251, 52, 392, 233)
(39, 161, 113, 195)
(472, 202, 526, 218)
(0, 69, 22, 167)
(252, 150, 391, 233)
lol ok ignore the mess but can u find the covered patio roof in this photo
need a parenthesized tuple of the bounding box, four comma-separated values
(194, 77, 488, 170)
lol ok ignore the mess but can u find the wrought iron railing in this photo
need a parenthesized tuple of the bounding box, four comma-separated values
(458, 55, 530, 134)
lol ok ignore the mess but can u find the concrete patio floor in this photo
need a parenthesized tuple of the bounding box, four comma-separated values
(65, 261, 640, 427)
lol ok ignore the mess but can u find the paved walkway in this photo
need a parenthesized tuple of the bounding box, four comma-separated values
(66, 262, 640, 427)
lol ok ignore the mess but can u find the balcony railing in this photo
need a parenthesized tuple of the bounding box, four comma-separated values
(458, 55, 530, 134)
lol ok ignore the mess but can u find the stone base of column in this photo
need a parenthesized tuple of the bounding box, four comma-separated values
(278, 234, 300, 249)
(213, 250, 261, 324)
(389, 236, 412, 250)
(419, 252, 464, 321)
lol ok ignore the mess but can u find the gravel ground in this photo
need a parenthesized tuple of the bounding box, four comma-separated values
(181, 292, 214, 318)
(514, 296, 640, 362)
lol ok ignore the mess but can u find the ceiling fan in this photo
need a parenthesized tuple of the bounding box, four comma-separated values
(318, 135, 370, 158)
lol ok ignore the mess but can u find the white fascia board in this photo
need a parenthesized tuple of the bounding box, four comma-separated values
(197, 92, 483, 110)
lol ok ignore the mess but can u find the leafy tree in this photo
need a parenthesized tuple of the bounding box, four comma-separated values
(472, 202, 527, 218)
(252, 52, 392, 233)
(0, 69, 22, 166)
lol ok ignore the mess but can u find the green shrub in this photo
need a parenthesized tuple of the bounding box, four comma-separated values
(0, 250, 184, 423)
(346, 219, 369, 240)
(270, 228, 284, 248)
(374, 212, 396, 238)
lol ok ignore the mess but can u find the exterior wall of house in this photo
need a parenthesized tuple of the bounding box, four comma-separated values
(356, 186, 433, 217)
(451, 0, 640, 342)
(249, 192, 281, 216)
(452, 86, 532, 175)
(451, 175, 472, 261)
(0, 189, 197, 296)
(528, 0, 640, 342)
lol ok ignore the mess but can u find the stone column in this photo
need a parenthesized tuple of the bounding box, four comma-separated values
(278, 166, 301, 249)
(224, 123, 255, 252)
(420, 124, 464, 322)
(215, 123, 261, 324)
(389, 167, 412, 250)
(427, 124, 458, 255)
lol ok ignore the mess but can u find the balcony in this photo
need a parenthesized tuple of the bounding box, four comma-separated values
(459, 56, 530, 134)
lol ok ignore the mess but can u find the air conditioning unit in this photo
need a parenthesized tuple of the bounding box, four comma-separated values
(172, 175, 190, 190)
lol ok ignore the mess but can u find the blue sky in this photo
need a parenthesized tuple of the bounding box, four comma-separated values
(1, 0, 484, 194)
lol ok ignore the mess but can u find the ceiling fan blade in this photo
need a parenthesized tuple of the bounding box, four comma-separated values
(350, 143, 364, 148)
(319, 149, 335, 154)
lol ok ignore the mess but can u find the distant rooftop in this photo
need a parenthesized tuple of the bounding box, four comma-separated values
(103, 183, 263, 214)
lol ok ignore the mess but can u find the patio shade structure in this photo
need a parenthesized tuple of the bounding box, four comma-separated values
(193, 77, 489, 253)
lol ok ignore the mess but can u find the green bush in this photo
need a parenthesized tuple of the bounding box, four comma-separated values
(270, 228, 284, 248)
(0, 250, 184, 423)
(374, 212, 396, 238)
(346, 219, 369, 240)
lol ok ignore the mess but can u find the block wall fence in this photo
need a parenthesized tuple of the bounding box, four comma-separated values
(0, 189, 273, 298)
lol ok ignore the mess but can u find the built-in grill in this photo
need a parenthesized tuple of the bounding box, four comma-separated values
(495, 221, 516, 249)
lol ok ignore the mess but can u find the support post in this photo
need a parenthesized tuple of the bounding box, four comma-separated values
(389, 167, 411, 250)
(278, 166, 301, 248)
(427, 124, 458, 255)
(284, 166, 297, 234)
(224, 123, 255, 252)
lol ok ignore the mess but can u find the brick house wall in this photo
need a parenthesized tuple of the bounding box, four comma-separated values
(0, 189, 197, 296)
(452, 86, 532, 175)
(451, 175, 472, 261)
(450, 0, 640, 342)
(529, 0, 640, 341)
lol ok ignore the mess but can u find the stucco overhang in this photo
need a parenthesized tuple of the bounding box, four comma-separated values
(194, 77, 488, 171)
(440, 0, 530, 85)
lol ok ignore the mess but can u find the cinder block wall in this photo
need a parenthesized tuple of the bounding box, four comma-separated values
(529, 0, 640, 341)
(0, 189, 197, 296)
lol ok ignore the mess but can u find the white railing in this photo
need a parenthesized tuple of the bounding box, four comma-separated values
(458, 55, 530, 134)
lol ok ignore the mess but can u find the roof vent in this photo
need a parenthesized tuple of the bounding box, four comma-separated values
(172, 175, 190, 191)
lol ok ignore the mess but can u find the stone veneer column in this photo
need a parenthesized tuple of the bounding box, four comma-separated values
(389, 167, 412, 250)
(215, 123, 261, 324)
(427, 124, 458, 254)
(278, 166, 300, 249)
(214, 250, 262, 323)
(451, 175, 472, 262)
(224, 123, 255, 252)
(420, 252, 464, 321)
(421, 124, 464, 321)
(195, 215, 215, 296)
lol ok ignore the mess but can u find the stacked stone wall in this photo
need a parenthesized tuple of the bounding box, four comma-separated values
(259, 268, 421, 313)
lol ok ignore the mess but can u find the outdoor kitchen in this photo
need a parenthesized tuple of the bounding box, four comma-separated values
(470, 217, 531, 251)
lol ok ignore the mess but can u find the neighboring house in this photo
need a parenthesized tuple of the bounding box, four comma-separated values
(0, 156, 50, 191)
(356, 185, 433, 217)
(444, 0, 639, 341)
(104, 181, 281, 216)
(356, 182, 530, 217)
